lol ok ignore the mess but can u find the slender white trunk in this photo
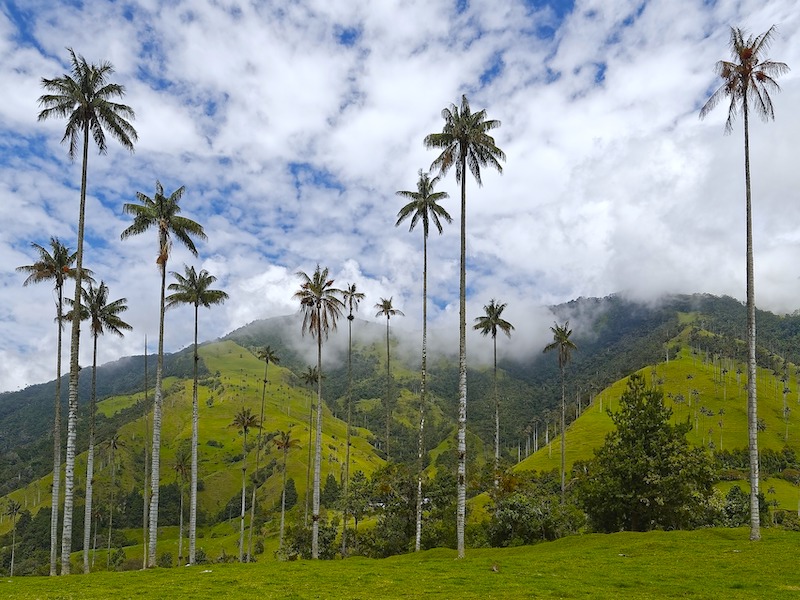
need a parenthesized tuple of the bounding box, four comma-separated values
(744, 101, 760, 540)
(189, 309, 199, 564)
(82, 334, 98, 573)
(50, 286, 63, 576)
(239, 429, 247, 562)
(248, 356, 268, 562)
(178, 490, 183, 566)
(415, 235, 429, 552)
(279, 448, 288, 550)
(342, 315, 353, 556)
(456, 160, 467, 559)
(493, 336, 499, 490)
(142, 341, 149, 569)
(148, 258, 167, 566)
(62, 125, 90, 575)
(311, 318, 323, 559)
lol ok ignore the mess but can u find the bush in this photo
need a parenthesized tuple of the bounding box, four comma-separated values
(157, 552, 173, 568)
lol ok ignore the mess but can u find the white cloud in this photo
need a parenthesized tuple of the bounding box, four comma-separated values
(1, 0, 799, 392)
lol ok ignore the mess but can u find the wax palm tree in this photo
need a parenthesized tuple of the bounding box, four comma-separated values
(340, 283, 364, 556)
(544, 321, 577, 503)
(700, 25, 788, 541)
(274, 429, 301, 551)
(301, 365, 321, 527)
(248, 346, 279, 561)
(375, 297, 404, 462)
(103, 432, 124, 569)
(173, 445, 190, 566)
(121, 181, 206, 566)
(231, 407, 260, 562)
(396, 170, 451, 551)
(425, 94, 504, 557)
(293, 265, 344, 559)
(166, 265, 228, 564)
(38, 50, 136, 573)
(16, 237, 78, 575)
(67, 281, 131, 573)
(6, 499, 21, 577)
(473, 299, 514, 490)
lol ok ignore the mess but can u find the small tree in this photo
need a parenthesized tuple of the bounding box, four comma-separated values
(577, 374, 715, 532)
(5, 499, 21, 577)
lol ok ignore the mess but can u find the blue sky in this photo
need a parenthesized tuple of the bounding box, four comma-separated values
(1, 0, 799, 392)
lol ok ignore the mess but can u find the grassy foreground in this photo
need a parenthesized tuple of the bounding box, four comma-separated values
(3, 528, 800, 599)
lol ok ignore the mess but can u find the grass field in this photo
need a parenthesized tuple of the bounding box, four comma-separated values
(2, 528, 799, 599)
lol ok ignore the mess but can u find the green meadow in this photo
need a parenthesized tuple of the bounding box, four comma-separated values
(2, 528, 798, 599)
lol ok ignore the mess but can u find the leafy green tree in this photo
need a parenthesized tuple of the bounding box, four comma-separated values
(274, 430, 300, 551)
(248, 346, 278, 561)
(166, 265, 228, 564)
(341, 283, 365, 556)
(425, 94, 505, 558)
(67, 281, 131, 573)
(375, 297, 404, 460)
(340, 470, 370, 554)
(474, 299, 514, 491)
(577, 374, 715, 532)
(16, 237, 78, 575)
(121, 181, 206, 566)
(396, 170, 451, 551)
(231, 407, 260, 562)
(294, 266, 344, 558)
(38, 50, 137, 574)
(700, 25, 789, 542)
(544, 321, 577, 502)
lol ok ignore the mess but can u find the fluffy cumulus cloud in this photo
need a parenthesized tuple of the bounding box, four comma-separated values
(0, 0, 799, 391)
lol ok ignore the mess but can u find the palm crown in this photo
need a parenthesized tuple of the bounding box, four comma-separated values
(343, 283, 366, 321)
(166, 265, 229, 310)
(699, 26, 790, 133)
(395, 170, 452, 237)
(38, 48, 137, 159)
(474, 299, 514, 340)
(294, 265, 345, 339)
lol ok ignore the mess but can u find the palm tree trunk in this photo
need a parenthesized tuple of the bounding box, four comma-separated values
(311, 318, 323, 559)
(342, 317, 353, 556)
(61, 123, 90, 575)
(239, 429, 247, 562)
(10, 518, 16, 577)
(142, 340, 149, 570)
(107, 452, 116, 569)
(50, 286, 64, 576)
(744, 101, 760, 541)
(305, 393, 313, 526)
(560, 363, 566, 503)
(148, 257, 167, 566)
(385, 316, 392, 461)
(248, 358, 268, 562)
(456, 156, 467, 559)
(189, 308, 199, 564)
(178, 489, 184, 566)
(280, 447, 288, 550)
(493, 336, 499, 490)
(415, 234, 429, 552)
(82, 334, 99, 573)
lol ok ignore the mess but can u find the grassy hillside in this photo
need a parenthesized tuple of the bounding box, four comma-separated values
(2, 528, 799, 599)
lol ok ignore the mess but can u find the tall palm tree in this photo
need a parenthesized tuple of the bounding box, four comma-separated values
(425, 94, 504, 558)
(68, 281, 131, 573)
(700, 26, 788, 541)
(544, 321, 577, 503)
(231, 407, 260, 562)
(121, 181, 206, 566)
(165, 265, 228, 564)
(293, 265, 344, 559)
(301, 365, 321, 527)
(248, 346, 279, 561)
(6, 499, 21, 577)
(103, 432, 124, 570)
(473, 299, 514, 490)
(375, 297, 404, 461)
(274, 429, 301, 551)
(341, 283, 365, 556)
(38, 49, 136, 573)
(172, 445, 190, 566)
(396, 170, 452, 551)
(16, 237, 78, 575)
